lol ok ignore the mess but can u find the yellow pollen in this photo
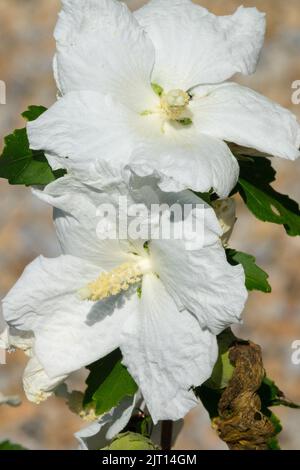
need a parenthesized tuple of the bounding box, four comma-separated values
(79, 408, 98, 423)
(160, 89, 190, 120)
(33, 391, 50, 404)
(79, 260, 150, 302)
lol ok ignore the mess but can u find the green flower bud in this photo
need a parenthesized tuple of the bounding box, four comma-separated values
(101, 432, 159, 451)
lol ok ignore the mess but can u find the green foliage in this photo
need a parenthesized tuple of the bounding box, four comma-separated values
(84, 349, 138, 416)
(21, 105, 47, 122)
(205, 329, 236, 390)
(139, 416, 153, 438)
(196, 330, 235, 417)
(0, 440, 26, 450)
(0, 106, 65, 186)
(195, 385, 222, 419)
(258, 379, 285, 450)
(262, 410, 282, 450)
(226, 249, 271, 293)
(259, 376, 300, 409)
(236, 157, 300, 236)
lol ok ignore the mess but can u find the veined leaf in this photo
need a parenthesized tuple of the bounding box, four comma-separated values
(84, 349, 138, 416)
(226, 249, 271, 293)
(239, 178, 300, 237)
(235, 157, 300, 236)
(0, 106, 65, 186)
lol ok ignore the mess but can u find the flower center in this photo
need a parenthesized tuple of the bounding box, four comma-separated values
(160, 89, 190, 121)
(140, 84, 192, 131)
(79, 258, 152, 302)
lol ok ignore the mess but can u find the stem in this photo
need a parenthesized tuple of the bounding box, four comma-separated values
(160, 420, 173, 450)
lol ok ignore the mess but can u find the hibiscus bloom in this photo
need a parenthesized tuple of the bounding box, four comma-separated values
(2, 173, 247, 421)
(27, 0, 299, 197)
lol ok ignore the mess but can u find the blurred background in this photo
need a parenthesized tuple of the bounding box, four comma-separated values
(0, 0, 299, 450)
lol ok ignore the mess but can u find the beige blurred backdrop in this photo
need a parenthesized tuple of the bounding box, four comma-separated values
(0, 0, 300, 450)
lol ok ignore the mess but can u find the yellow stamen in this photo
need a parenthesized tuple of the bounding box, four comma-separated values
(79, 259, 151, 302)
(160, 89, 190, 121)
(33, 391, 51, 405)
(140, 88, 191, 128)
(79, 408, 98, 423)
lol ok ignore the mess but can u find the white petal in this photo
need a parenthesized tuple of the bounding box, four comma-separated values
(36, 294, 138, 379)
(7, 328, 34, 356)
(23, 355, 67, 404)
(130, 133, 239, 197)
(75, 395, 137, 450)
(120, 274, 218, 423)
(33, 176, 136, 269)
(0, 312, 9, 350)
(135, 0, 265, 90)
(2, 255, 98, 331)
(191, 83, 300, 161)
(54, 0, 155, 110)
(2, 320, 35, 357)
(27, 91, 138, 174)
(2, 255, 137, 378)
(150, 236, 247, 335)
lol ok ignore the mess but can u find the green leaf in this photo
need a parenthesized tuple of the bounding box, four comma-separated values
(0, 440, 26, 450)
(259, 403, 283, 450)
(236, 157, 300, 236)
(84, 349, 138, 416)
(205, 329, 236, 390)
(226, 249, 271, 293)
(258, 376, 300, 450)
(258, 377, 283, 406)
(259, 376, 300, 409)
(196, 330, 237, 416)
(264, 411, 282, 450)
(151, 82, 164, 97)
(239, 155, 276, 186)
(139, 416, 153, 438)
(21, 105, 47, 122)
(0, 106, 65, 186)
(194, 385, 222, 419)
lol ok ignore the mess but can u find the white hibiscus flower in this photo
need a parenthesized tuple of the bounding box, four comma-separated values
(27, 0, 298, 197)
(2, 174, 247, 422)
